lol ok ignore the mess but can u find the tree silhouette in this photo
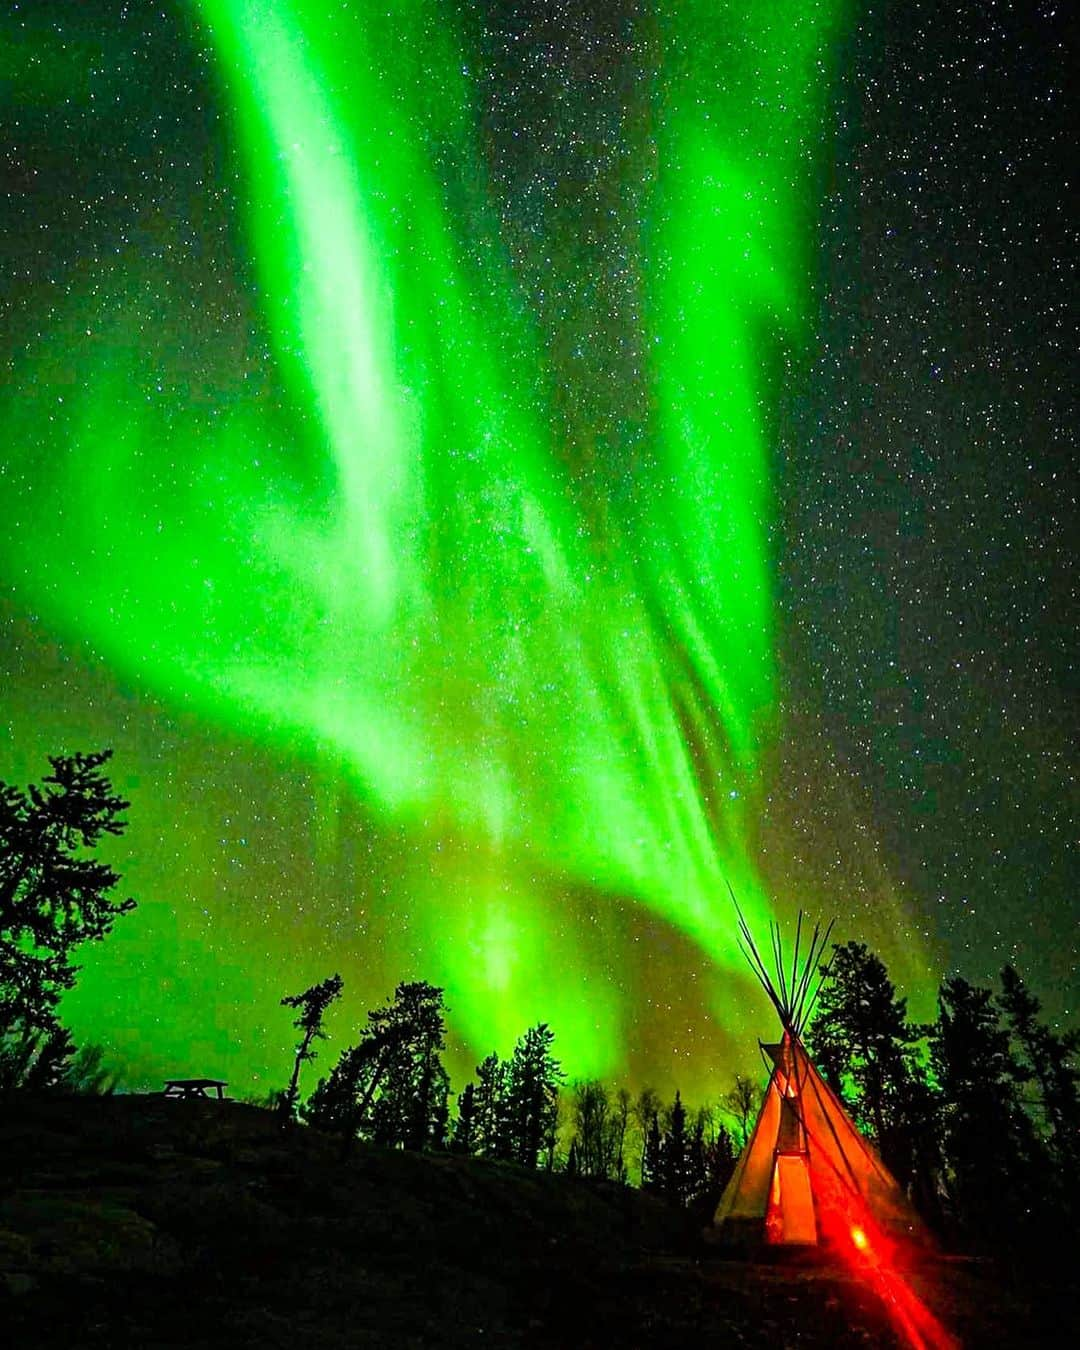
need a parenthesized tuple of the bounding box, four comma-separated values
(808, 943, 915, 1137)
(569, 1080, 621, 1179)
(279, 973, 343, 1123)
(451, 1081, 477, 1155)
(632, 1087, 661, 1185)
(807, 940, 941, 1199)
(722, 1072, 760, 1147)
(660, 1090, 689, 1206)
(641, 1110, 663, 1194)
(505, 1023, 562, 1168)
(473, 1052, 512, 1160)
(705, 1118, 738, 1199)
(304, 1038, 384, 1143)
(611, 1087, 631, 1184)
(686, 1108, 709, 1208)
(565, 1137, 579, 1176)
(365, 981, 449, 1149)
(0, 1025, 117, 1096)
(63, 1041, 118, 1095)
(306, 981, 449, 1151)
(999, 964, 1080, 1164)
(932, 975, 1042, 1243)
(1, 751, 134, 1041)
(400, 1056, 450, 1151)
(0, 1024, 72, 1093)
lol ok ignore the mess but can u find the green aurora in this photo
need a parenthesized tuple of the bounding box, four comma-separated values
(1, 1, 931, 1095)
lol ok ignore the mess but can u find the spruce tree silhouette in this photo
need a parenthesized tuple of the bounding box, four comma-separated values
(451, 1081, 477, 1155)
(661, 1091, 689, 1206)
(472, 1052, 512, 1160)
(279, 973, 343, 1124)
(505, 1023, 562, 1168)
(933, 975, 1043, 1245)
(0, 750, 133, 1042)
(999, 964, 1080, 1165)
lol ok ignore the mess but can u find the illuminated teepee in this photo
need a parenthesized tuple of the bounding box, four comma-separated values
(715, 905, 926, 1250)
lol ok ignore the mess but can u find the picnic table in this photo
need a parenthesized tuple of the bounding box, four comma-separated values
(162, 1078, 229, 1101)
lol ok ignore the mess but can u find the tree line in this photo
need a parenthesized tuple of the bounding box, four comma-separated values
(277, 972, 740, 1219)
(3, 750, 1078, 1260)
(807, 941, 1080, 1256)
(278, 940, 1080, 1258)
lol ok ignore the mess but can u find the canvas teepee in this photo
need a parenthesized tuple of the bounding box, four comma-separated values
(715, 907, 925, 1250)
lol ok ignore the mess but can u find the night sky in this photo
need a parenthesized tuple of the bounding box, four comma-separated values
(1, 0, 1075, 1100)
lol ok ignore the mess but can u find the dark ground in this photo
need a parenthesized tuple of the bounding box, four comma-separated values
(0, 1097, 1071, 1348)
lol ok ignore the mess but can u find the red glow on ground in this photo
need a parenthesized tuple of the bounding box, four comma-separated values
(818, 1205, 959, 1350)
(864, 1261, 959, 1350)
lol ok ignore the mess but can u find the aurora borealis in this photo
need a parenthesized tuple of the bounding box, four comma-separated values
(2, 2, 1075, 1097)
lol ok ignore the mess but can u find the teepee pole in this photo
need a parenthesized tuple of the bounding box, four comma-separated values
(789, 921, 820, 1035)
(800, 1055, 869, 1197)
(789, 911, 804, 1025)
(789, 921, 818, 1035)
(795, 919, 836, 1033)
(728, 883, 783, 1014)
(772, 923, 791, 1021)
(738, 931, 785, 1025)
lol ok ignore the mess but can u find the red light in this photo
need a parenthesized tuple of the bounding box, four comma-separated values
(851, 1226, 869, 1252)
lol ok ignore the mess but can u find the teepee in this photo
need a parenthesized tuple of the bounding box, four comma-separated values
(715, 906, 925, 1250)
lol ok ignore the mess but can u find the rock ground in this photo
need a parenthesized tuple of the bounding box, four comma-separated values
(0, 1096, 1071, 1348)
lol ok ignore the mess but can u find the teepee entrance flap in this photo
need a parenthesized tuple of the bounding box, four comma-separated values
(769, 1154, 818, 1244)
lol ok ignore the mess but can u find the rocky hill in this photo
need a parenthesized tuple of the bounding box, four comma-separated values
(0, 1095, 1071, 1347)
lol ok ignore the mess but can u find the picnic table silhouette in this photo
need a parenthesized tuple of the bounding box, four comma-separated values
(162, 1078, 228, 1101)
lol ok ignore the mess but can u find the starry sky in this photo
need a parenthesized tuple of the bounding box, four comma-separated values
(1, 0, 1075, 1099)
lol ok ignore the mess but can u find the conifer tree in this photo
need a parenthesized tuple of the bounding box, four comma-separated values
(932, 976, 1042, 1240)
(279, 973, 343, 1123)
(1, 751, 134, 1041)
(366, 982, 449, 1150)
(999, 964, 1080, 1163)
(660, 1091, 689, 1206)
(705, 1119, 738, 1197)
(451, 1082, 477, 1155)
(400, 1056, 449, 1151)
(505, 1023, 563, 1168)
(305, 1039, 386, 1141)
(306, 981, 448, 1151)
(808, 943, 917, 1140)
(641, 1110, 663, 1194)
(473, 1052, 511, 1159)
(685, 1109, 709, 1207)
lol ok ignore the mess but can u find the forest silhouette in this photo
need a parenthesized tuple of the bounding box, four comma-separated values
(3, 749, 1078, 1273)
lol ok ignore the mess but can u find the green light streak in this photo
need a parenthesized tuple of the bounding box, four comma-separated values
(1, 1, 852, 1083)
